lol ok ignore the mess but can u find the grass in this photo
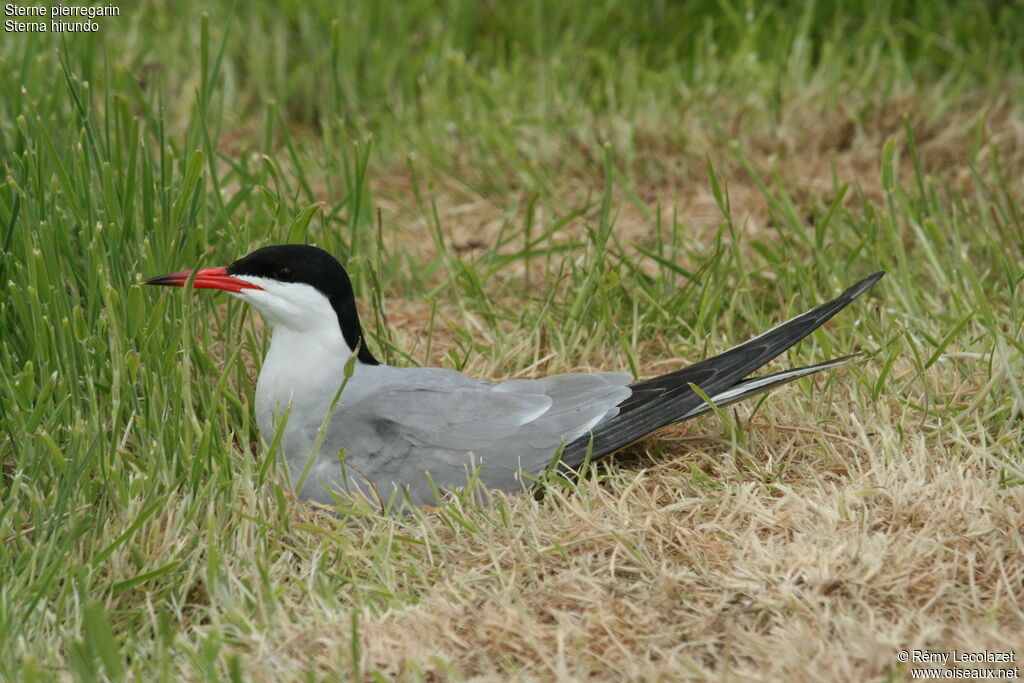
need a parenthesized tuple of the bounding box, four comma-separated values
(1, 0, 1022, 679)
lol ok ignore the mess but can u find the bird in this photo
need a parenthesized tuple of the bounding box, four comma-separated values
(144, 244, 883, 509)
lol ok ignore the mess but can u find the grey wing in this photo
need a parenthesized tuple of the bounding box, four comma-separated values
(492, 372, 633, 452)
(337, 371, 632, 497)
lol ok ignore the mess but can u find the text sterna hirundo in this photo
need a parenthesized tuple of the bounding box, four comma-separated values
(145, 245, 883, 507)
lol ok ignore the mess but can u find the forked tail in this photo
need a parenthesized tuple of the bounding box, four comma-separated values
(559, 272, 885, 468)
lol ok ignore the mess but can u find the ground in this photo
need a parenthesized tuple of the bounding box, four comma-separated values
(1, 2, 1022, 680)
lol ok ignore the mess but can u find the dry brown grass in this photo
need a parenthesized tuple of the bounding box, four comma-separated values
(220, 378, 1022, 680)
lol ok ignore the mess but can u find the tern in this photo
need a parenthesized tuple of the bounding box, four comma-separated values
(145, 245, 883, 508)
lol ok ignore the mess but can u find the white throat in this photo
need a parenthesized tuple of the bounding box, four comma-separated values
(229, 276, 359, 435)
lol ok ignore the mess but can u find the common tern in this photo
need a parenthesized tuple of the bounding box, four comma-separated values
(145, 245, 883, 507)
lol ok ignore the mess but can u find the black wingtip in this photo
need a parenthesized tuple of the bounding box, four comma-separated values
(831, 271, 884, 309)
(849, 271, 885, 296)
(557, 269, 888, 468)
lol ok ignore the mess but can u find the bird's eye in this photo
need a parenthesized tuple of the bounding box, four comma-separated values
(276, 266, 293, 281)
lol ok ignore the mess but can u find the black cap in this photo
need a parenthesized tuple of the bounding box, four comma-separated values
(227, 245, 380, 365)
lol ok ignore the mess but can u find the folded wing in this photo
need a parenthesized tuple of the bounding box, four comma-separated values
(337, 371, 632, 495)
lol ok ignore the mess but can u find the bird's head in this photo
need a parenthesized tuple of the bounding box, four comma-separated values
(144, 244, 379, 364)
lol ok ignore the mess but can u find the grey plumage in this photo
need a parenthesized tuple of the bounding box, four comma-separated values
(145, 245, 884, 509)
(300, 367, 633, 505)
